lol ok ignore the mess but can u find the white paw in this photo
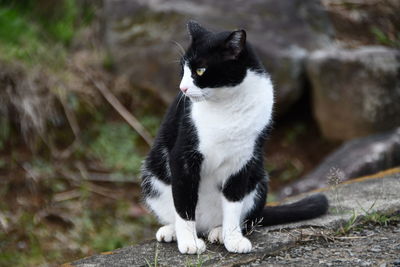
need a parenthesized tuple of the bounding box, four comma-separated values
(224, 234, 252, 253)
(177, 237, 206, 254)
(156, 225, 176, 243)
(208, 226, 223, 244)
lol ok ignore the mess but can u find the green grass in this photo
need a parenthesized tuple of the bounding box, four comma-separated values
(0, 212, 62, 266)
(336, 209, 358, 235)
(88, 122, 144, 176)
(371, 26, 400, 48)
(362, 212, 400, 226)
(336, 210, 400, 236)
(145, 244, 159, 267)
(0, 7, 47, 64)
(40, 0, 79, 46)
(0, 0, 92, 68)
(185, 255, 207, 267)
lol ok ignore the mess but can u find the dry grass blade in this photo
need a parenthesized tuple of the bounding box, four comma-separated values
(54, 190, 81, 202)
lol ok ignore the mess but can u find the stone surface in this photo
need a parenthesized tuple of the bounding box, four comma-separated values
(251, 221, 400, 267)
(307, 45, 400, 141)
(102, 0, 333, 114)
(322, 0, 400, 47)
(67, 169, 400, 267)
(280, 128, 400, 198)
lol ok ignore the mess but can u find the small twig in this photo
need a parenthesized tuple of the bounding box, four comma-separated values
(61, 163, 121, 200)
(323, 0, 380, 7)
(59, 168, 136, 183)
(74, 65, 154, 147)
(57, 85, 81, 142)
(333, 235, 372, 240)
(54, 189, 81, 202)
(87, 183, 119, 200)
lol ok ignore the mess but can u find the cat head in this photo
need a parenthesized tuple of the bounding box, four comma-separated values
(179, 21, 261, 102)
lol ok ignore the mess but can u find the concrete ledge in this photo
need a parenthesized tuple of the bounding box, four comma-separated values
(66, 168, 400, 267)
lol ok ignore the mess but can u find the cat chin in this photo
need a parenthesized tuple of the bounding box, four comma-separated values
(188, 96, 207, 103)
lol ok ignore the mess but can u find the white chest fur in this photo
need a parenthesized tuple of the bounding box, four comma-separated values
(191, 70, 273, 233)
(191, 70, 274, 182)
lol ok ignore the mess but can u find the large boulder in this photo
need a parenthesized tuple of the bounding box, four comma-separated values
(102, 0, 333, 114)
(307, 46, 400, 141)
(279, 127, 400, 198)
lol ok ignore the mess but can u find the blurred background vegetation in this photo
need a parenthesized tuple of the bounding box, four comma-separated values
(0, 0, 399, 266)
(0, 1, 162, 266)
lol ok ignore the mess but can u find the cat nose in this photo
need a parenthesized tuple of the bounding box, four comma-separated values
(180, 86, 188, 93)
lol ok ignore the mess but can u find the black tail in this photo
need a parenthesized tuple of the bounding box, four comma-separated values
(259, 194, 329, 227)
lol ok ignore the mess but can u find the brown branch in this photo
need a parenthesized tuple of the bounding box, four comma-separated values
(74, 65, 154, 147)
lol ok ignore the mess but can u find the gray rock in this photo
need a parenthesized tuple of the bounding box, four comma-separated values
(307, 45, 400, 141)
(68, 171, 400, 266)
(280, 127, 400, 198)
(102, 0, 333, 113)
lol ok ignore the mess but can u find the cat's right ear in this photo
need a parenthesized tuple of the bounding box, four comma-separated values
(223, 30, 246, 60)
(187, 20, 208, 41)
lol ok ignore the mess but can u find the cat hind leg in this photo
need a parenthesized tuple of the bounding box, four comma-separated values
(156, 224, 176, 242)
(207, 226, 223, 244)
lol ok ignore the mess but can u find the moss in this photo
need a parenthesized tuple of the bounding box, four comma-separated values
(88, 122, 144, 176)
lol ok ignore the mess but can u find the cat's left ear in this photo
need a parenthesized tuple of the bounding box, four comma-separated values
(224, 30, 246, 60)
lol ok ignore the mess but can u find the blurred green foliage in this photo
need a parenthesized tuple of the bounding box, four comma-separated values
(0, 184, 158, 266)
(87, 116, 160, 176)
(89, 122, 143, 175)
(0, 1, 162, 266)
(371, 26, 400, 48)
(0, 0, 92, 66)
(0, 6, 47, 64)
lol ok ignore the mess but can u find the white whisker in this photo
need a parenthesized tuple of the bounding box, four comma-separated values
(176, 92, 185, 111)
(171, 40, 185, 57)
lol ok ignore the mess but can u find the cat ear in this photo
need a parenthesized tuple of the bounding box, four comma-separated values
(187, 20, 208, 41)
(224, 30, 246, 60)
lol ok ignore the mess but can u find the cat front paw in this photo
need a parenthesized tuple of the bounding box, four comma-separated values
(208, 226, 223, 244)
(177, 237, 206, 254)
(156, 224, 176, 242)
(224, 234, 252, 253)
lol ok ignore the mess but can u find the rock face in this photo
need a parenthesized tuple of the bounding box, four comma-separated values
(67, 169, 400, 267)
(307, 46, 400, 141)
(280, 127, 400, 198)
(102, 0, 333, 113)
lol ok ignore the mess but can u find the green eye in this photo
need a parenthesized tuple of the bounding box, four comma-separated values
(196, 68, 206, 76)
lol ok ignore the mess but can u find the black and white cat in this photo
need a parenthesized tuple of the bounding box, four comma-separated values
(141, 21, 328, 254)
